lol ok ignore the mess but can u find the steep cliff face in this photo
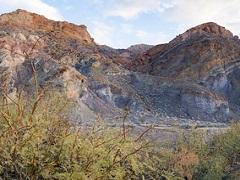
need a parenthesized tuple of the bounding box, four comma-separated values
(129, 22, 240, 122)
(0, 10, 135, 123)
(0, 10, 99, 116)
(171, 22, 233, 44)
(130, 22, 239, 78)
(0, 9, 95, 45)
(0, 10, 239, 126)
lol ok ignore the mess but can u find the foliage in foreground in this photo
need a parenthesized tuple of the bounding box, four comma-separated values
(0, 92, 150, 179)
(193, 124, 240, 179)
(0, 92, 239, 180)
(170, 123, 240, 180)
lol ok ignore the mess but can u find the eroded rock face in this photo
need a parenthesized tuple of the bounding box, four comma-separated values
(0, 10, 239, 126)
(0, 9, 95, 45)
(171, 22, 233, 44)
(99, 44, 153, 67)
(128, 22, 240, 122)
(181, 93, 229, 121)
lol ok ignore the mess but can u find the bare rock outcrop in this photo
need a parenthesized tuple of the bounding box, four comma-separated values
(0, 9, 95, 45)
(128, 22, 240, 122)
(0, 10, 239, 125)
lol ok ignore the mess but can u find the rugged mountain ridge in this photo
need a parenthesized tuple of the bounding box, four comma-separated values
(129, 22, 240, 122)
(0, 10, 239, 127)
(0, 9, 94, 44)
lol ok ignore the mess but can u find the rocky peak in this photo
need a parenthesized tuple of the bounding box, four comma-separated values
(0, 9, 95, 45)
(0, 9, 239, 125)
(171, 22, 234, 44)
(127, 44, 153, 54)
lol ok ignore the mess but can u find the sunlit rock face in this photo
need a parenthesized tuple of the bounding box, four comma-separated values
(0, 10, 239, 125)
(0, 9, 95, 45)
(128, 22, 240, 122)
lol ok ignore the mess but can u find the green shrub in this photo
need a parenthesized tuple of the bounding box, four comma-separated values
(0, 91, 239, 180)
(0, 92, 148, 179)
(193, 124, 240, 180)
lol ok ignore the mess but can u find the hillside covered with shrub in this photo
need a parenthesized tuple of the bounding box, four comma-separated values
(0, 91, 239, 179)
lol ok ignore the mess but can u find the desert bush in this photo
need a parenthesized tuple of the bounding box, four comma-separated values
(0, 91, 151, 179)
(0, 90, 239, 180)
(156, 125, 240, 180)
(193, 124, 240, 180)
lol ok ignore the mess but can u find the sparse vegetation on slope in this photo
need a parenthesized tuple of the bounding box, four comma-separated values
(0, 9, 240, 180)
(0, 92, 147, 179)
(193, 124, 240, 179)
(0, 91, 239, 180)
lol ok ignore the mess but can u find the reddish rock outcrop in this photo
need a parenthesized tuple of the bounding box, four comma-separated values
(130, 22, 240, 79)
(171, 22, 233, 44)
(0, 9, 95, 45)
(127, 22, 240, 122)
(0, 10, 239, 125)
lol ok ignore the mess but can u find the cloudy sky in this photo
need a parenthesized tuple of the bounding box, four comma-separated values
(0, 0, 240, 48)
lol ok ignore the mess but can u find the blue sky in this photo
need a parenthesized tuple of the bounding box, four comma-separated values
(0, 0, 240, 48)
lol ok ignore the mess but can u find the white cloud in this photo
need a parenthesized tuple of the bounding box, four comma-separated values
(89, 21, 115, 46)
(105, 0, 240, 37)
(103, 0, 240, 46)
(150, 31, 171, 44)
(89, 19, 171, 48)
(0, 0, 63, 20)
(119, 23, 134, 34)
(164, 0, 240, 36)
(107, 0, 175, 20)
(134, 31, 171, 45)
(136, 30, 148, 38)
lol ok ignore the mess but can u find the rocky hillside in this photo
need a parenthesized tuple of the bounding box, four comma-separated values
(0, 10, 239, 127)
(129, 22, 240, 122)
